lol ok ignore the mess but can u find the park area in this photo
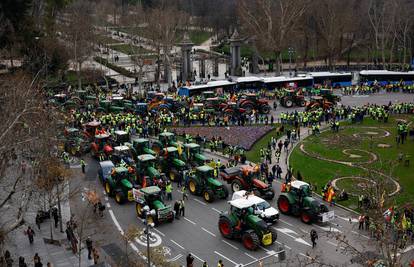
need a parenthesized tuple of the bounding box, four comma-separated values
(289, 115, 414, 210)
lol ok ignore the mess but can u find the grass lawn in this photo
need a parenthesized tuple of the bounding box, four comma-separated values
(245, 126, 280, 163)
(289, 115, 414, 208)
(96, 35, 120, 45)
(109, 44, 152, 55)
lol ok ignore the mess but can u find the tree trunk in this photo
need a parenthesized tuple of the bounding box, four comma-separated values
(49, 196, 54, 241)
(274, 51, 281, 76)
(77, 62, 82, 90)
(57, 183, 63, 233)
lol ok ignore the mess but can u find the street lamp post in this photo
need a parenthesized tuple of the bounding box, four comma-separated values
(288, 47, 295, 77)
(142, 206, 156, 267)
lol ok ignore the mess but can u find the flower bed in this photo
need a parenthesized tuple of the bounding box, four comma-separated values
(171, 126, 274, 150)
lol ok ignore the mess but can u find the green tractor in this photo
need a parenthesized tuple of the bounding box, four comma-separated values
(130, 138, 157, 158)
(64, 127, 89, 156)
(152, 132, 178, 154)
(187, 165, 229, 203)
(218, 197, 277, 250)
(135, 154, 161, 187)
(277, 181, 331, 224)
(181, 143, 208, 167)
(133, 186, 175, 225)
(159, 147, 187, 182)
(103, 166, 138, 204)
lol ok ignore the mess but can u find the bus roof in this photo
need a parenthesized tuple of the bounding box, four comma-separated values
(184, 80, 236, 91)
(236, 76, 264, 83)
(263, 76, 313, 84)
(360, 70, 414, 76)
(308, 72, 352, 77)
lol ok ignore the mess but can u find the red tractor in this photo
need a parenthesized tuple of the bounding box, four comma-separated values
(203, 97, 228, 112)
(279, 89, 306, 108)
(221, 102, 246, 117)
(220, 165, 275, 200)
(91, 133, 113, 160)
(305, 96, 334, 111)
(83, 121, 101, 140)
(238, 94, 271, 114)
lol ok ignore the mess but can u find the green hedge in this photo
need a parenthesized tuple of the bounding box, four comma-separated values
(94, 57, 135, 78)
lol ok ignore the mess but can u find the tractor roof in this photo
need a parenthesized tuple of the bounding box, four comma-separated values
(244, 93, 256, 97)
(184, 143, 200, 149)
(137, 154, 156, 162)
(132, 138, 149, 143)
(165, 147, 178, 153)
(311, 96, 323, 100)
(86, 121, 101, 127)
(54, 93, 66, 98)
(99, 160, 114, 169)
(229, 197, 256, 209)
(206, 97, 219, 101)
(202, 91, 214, 94)
(291, 180, 309, 189)
(140, 186, 161, 195)
(112, 96, 124, 100)
(240, 165, 259, 173)
(115, 130, 128, 135)
(232, 191, 267, 205)
(196, 165, 214, 172)
(66, 127, 79, 133)
(114, 166, 129, 173)
(284, 89, 295, 93)
(114, 146, 130, 152)
(160, 132, 174, 137)
(95, 133, 110, 139)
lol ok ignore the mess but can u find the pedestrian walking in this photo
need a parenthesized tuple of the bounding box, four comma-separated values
(35, 214, 41, 230)
(186, 253, 194, 267)
(80, 159, 86, 174)
(18, 256, 27, 267)
(166, 181, 172, 201)
(86, 237, 93, 260)
(174, 201, 180, 219)
(310, 229, 318, 248)
(217, 259, 224, 267)
(181, 186, 188, 200)
(33, 253, 42, 267)
(276, 165, 282, 179)
(26, 226, 35, 244)
(4, 250, 13, 267)
(179, 200, 185, 217)
(52, 208, 59, 228)
(358, 214, 365, 230)
(202, 261, 209, 267)
(92, 248, 99, 265)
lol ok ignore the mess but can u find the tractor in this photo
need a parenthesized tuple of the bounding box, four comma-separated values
(218, 197, 277, 250)
(103, 166, 138, 204)
(152, 132, 178, 154)
(130, 138, 157, 158)
(279, 89, 306, 108)
(220, 165, 275, 200)
(133, 186, 174, 225)
(91, 133, 113, 160)
(158, 147, 187, 182)
(203, 97, 228, 112)
(238, 94, 271, 114)
(112, 130, 130, 146)
(277, 181, 331, 224)
(187, 165, 229, 203)
(111, 145, 135, 168)
(135, 154, 161, 187)
(83, 121, 101, 140)
(232, 191, 279, 224)
(305, 96, 334, 111)
(221, 102, 246, 117)
(64, 128, 89, 156)
(181, 143, 208, 167)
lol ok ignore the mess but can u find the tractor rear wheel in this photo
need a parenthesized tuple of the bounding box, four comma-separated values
(242, 231, 260, 250)
(218, 216, 234, 238)
(136, 203, 143, 218)
(260, 105, 270, 114)
(188, 179, 198, 195)
(300, 212, 312, 224)
(243, 104, 254, 115)
(169, 169, 178, 181)
(284, 99, 293, 108)
(231, 180, 242, 192)
(298, 99, 306, 107)
(203, 189, 215, 203)
(115, 191, 125, 204)
(277, 196, 291, 214)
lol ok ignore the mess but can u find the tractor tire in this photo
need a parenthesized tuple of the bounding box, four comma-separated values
(104, 182, 113, 197)
(269, 228, 278, 243)
(231, 180, 243, 192)
(260, 105, 271, 114)
(242, 104, 254, 115)
(152, 144, 161, 155)
(136, 203, 144, 218)
(242, 231, 260, 250)
(222, 186, 229, 199)
(115, 191, 125, 204)
(284, 99, 293, 108)
(298, 99, 306, 107)
(203, 189, 215, 203)
(277, 196, 291, 215)
(188, 178, 199, 195)
(300, 211, 312, 224)
(146, 214, 158, 226)
(218, 216, 234, 239)
(169, 169, 179, 182)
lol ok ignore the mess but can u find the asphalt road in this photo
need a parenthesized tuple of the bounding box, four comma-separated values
(73, 92, 413, 266)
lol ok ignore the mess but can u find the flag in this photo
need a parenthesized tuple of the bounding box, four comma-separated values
(402, 213, 408, 230)
(177, 144, 182, 156)
(380, 191, 385, 208)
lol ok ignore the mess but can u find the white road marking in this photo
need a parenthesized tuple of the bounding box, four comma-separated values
(315, 224, 342, 233)
(214, 251, 238, 265)
(327, 241, 338, 246)
(193, 198, 207, 206)
(222, 240, 239, 250)
(201, 227, 216, 237)
(183, 217, 196, 225)
(279, 219, 294, 227)
(266, 250, 277, 257)
(166, 254, 182, 262)
(191, 253, 204, 263)
(259, 246, 270, 252)
(153, 228, 165, 237)
(336, 215, 358, 223)
(108, 210, 124, 235)
(244, 252, 258, 260)
(212, 207, 221, 213)
(273, 227, 312, 247)
(106, 203, 111, 208)
(351, 230, 370, 239)
(104, 197, 108, 201)
(275, 241, 291, 250)
(299, 253, 312, 259)
(170, 239, 185, 250)
(102, 190, 106, 195)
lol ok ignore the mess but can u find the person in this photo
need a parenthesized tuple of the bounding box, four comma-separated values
(166, 182, 172, 201)
(4, 250, 13, 267)
(276, 165, 282, 179)
(26, 226, 35, 244)
(174, 201, 180, 219)
(181, 186, 188, 200)
(33, 253, 42, 267)
(186, 253, 194, 267)
(202, 261, 209, 267)
(80, 159, 86, 174)
(92, 248, 99, 265)
(47, 262, 53, 267)
(179, 199, 185, 217)
(19, 256, 27, 267)
(310, 229, 318, 248)
(217, 259, 224, 267)
(86, 237, 93, 260)
(358, 214, 365, 230)
(35, 214, 41, 230)
(53, 208, 59, 228)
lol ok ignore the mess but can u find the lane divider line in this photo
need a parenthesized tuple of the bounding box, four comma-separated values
(212, 207, 221, 213)
(201, 227, 216, 237)
(193, 199, 207, 206)
(279, 219, 294, 227)
(183, 217, 196, 225)
(214, 251, 238, 265)
(191, 253, 205, 263)
(170, 239, 185, 250)
(244, 252, 258, 260)
(221, 239, 239, 250)
(153, 228, 165, 237)
(108, 210, 124, 235)
(106, 203, 111, 208)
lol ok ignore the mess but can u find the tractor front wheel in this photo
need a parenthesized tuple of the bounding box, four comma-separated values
(261, 105, 271, 114)
(299, 100, 306, 107)
(277, 196, 291, 214)
(242, 231, 260, 250)
(136, 203, 143, 218)
(231, 180, 242, 192)
(188, 179, 198, 195)
(115, 191, 125, 204)
(203, 189, 215, 203)
(218, 216, 234, 238)
(104, 182, 113, 197)
(300, 212, 312, 224)
(284, 99, 293, 108)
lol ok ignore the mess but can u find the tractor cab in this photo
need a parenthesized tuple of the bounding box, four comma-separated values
(111, 95, 124, 106)
(240, 165, 261, 184)
(283, 89, 296, 97)
(84, 121, 101, 139)
(64, 128, 86, 156)
(201, 91, 216, 100)
(112, 145, 135, 167)
(241, 93, 258, 101)
(204, 97, 227, 111)
(91, 133, 113, 159)
(158, 132, 177, 148)
(133, 186, 174, 224)
(183, 143, 207, 166)
(136, 154, 160, 186)
(131, 138, 156, 156)
(52, 94, 68, 104)
(187, 165, 228, 202)
(113, 130, 130, 146)
(318, 89, 341, 103)
(104, 166, 138, 204)
(159, 147, 187, 182)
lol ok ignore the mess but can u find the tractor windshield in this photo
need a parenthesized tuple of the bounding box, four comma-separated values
(301, 185, 312, 197)
(256, 201, 270, 211)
